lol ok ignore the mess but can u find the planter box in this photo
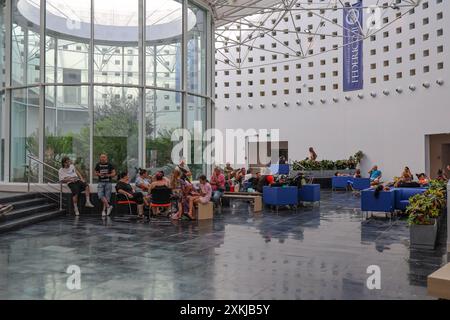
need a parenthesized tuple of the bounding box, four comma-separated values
(291, 169, 356, 178)
(410, 219, 438, 250)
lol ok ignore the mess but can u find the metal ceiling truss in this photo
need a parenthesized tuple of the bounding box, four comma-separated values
(213, 0, 421, 71)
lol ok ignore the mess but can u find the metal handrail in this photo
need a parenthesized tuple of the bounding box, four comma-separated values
(26, 154, 63, 211)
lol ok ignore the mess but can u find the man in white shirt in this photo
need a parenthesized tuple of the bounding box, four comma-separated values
(59, 157, 94, 216)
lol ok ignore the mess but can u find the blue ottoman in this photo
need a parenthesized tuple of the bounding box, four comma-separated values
(298, 184, 321, 204)
(263, 186, 298, 212)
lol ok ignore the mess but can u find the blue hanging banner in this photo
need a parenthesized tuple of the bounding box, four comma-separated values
(343, 0, 364, 92)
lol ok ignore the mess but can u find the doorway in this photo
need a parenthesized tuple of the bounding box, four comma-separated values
(427, 134, 450, 178)
(247, 141, 288, 168)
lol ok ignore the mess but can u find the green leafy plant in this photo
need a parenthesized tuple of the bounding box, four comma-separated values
(292, 151, 364, 171)
(335, 160, 348, 170)
(353, 151, 364, 164)
(407, 179, 447, 225)
(320, 160, 335, 170)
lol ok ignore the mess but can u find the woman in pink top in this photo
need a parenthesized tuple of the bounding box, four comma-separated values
(187, 175, 212, 220)
(210, 167, 225, 205)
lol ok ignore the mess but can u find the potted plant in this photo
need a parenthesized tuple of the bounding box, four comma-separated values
(406, 180, 447, 249)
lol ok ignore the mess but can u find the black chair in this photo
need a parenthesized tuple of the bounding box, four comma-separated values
(150, 186, 173, 218)
(114, 193, 137, 216)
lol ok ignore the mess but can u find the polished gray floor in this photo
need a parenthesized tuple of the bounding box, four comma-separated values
(0, 191, 447, 300)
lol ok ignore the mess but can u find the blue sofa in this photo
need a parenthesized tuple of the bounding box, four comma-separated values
(361, 189, 395, 217)
(348, 178, 371, 191)
(393, 188, 427, 211)
(332, 176, 371, 191)
(332, 176, 351, 190)
(270, 164, 290, 175)
(298, 184, 321, 204)
(263, 186, 298, 207)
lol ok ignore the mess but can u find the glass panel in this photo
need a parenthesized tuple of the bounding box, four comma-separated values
(44, 86, 90, 182)
(93, 86, 139, 180)
(0, 92, 4, 181)
(145, 89, 181, 171)
(0, 0, 5, 181)
(145, 0, 182, 90)
(0, 0, 5, 89)
(187, 1, 206, 95)
(187, 94, 206, 179)
(11, 88, 40, 182)
(12, 0, 41, 87)
(46, 0, 90, 84)
(94, 0, 139, 85)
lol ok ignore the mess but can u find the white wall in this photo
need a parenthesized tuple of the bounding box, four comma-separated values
(214, 0, 450, 180)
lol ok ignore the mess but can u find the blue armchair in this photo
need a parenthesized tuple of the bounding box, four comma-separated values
(393, 188, 427, 211)
(263, 186, 298, 210)
(361, 188, 395, 219)
(298, 184, 321, 204)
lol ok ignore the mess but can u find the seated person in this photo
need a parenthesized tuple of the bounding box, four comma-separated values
(0, 203, 13, 215)
(437, 169, 448, 182)
(266, 174, 275, 186)
(368, 165, 382, 186)
(115, 171, 145, 218)
(417, 173, 430, 187)
(394, 166, 414, 187)
(224, 163, 235, 180)
(187, 175, 212, 220)
(59, 157, 94, 216)
(255, 173, 272, 193)
(335, 172, 347, 177)
(353, 169, 362, 178)
(210, 167, 225, 205)
(247, 172, 261, 191)
(234, 168, 246, 185)
(149, 171, 169, 190)
(135, 168, 152, 206)
(176, 158, 192, 182)
(148, 171, 171, 216)
(169, 169, 190, 220)
(135, 169, 151, 193)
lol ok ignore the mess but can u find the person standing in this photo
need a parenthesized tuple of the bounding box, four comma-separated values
(94, 154, 116, 217)
(59, 157, 94, 216)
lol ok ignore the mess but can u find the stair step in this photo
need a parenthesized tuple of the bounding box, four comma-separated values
(1, 203, 59, 222)
(0, 193, 41, 203)
(0, 210, 66, 233)
(8, 197, 54, 210)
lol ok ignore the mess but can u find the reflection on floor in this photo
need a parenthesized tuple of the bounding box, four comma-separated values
(0, 191, 447, 300)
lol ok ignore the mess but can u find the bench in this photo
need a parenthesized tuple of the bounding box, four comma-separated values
(222, 192, 263, 212)
(428, 263, 450, 300)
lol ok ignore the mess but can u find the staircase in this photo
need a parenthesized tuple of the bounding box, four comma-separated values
(0, 193, 66, 233)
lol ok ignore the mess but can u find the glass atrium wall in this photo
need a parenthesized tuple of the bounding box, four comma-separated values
(0, 0, 214, 183)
